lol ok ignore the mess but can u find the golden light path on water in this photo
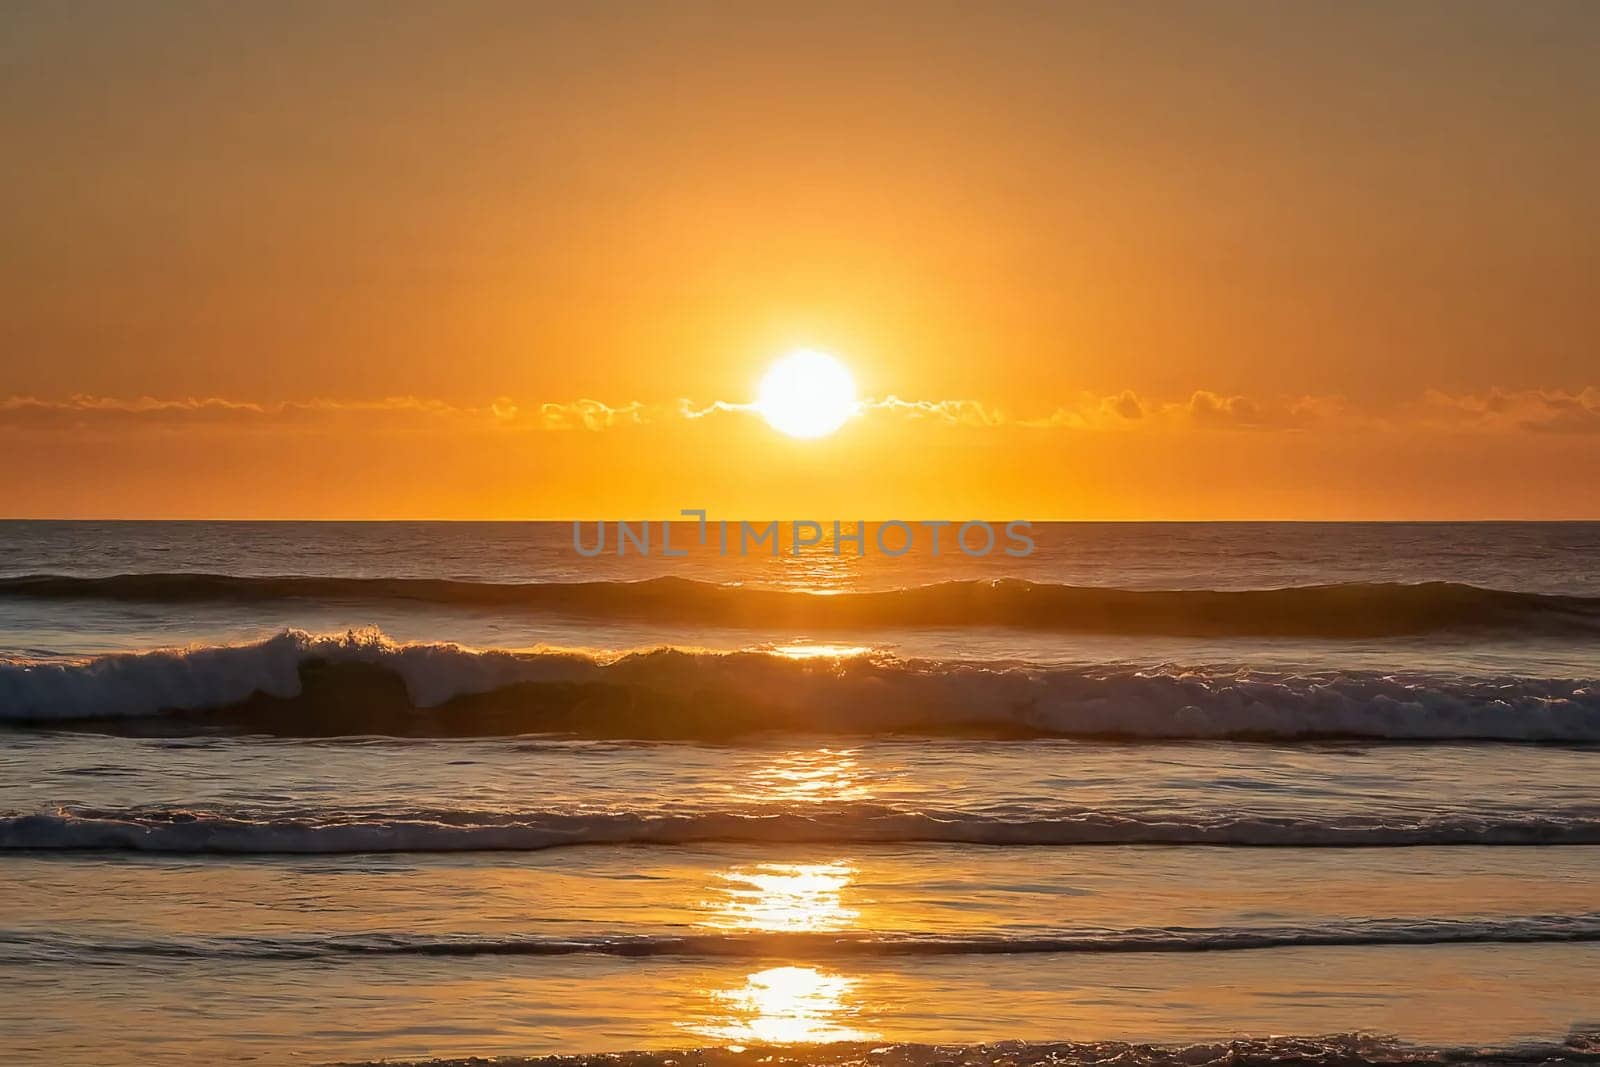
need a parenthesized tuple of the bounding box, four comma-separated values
(690, 966, 877, 1045)
(744, 745, 875, 804)
(682, 748, 879, 1045)
(699, 862, 860, 933)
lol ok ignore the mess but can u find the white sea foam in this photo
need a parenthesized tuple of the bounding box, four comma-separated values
(335, 1033, 1600, 1067)
(2, 630, 1598, 740)
(7, 805, 1600, 852)
(8, 914, 1600, 963)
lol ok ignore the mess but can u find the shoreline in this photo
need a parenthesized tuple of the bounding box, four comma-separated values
(333, 1033, 1600, 1067)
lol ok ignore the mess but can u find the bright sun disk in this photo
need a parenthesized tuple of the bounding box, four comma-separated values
(755, 350, 857, 438)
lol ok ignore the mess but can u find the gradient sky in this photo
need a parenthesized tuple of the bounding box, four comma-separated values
(2, 0, 1597, 518)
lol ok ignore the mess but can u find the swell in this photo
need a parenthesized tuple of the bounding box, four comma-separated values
(7, 806, 1600, 852)
(3, 630, 1598, 741)
(3, 573, 1599, 638)
(9, 915, 1600, 963)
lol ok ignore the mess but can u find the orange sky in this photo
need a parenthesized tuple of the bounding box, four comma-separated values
(2, 1, 1597, 518)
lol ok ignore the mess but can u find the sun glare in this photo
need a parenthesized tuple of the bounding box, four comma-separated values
(688, 966, 876, 1044)
(699, 861, 860, 932)
(755, 350, 857, 438)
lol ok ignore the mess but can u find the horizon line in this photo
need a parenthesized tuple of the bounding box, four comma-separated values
(3, 516, 1598, 525)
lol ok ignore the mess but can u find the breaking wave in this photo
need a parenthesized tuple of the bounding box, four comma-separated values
(2, 630, 1597, 740)
(7, 805, 1600, 852)
(3, 573, 1598, 638)
(9, 914, 1600, 963)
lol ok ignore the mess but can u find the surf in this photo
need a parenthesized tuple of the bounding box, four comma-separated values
(3, 574, 1599, 638)
(11, 914, 1600, 963)
(3, 629, 1598, 740)
(9, 805, 1600, 852)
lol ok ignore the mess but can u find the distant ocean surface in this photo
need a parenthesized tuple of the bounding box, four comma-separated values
(2, 521, 1599, 1066)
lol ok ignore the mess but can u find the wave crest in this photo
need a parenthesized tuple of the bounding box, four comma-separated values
(3, 574, 1598, 638)
(7, 805, 1600, 852)
(2, 630, 1598, 740)
(328, 1033, 1600, 1067)
(10, 914, 1600, 963)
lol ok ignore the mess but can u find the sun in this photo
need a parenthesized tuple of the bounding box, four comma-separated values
(755, 350, 858, 438)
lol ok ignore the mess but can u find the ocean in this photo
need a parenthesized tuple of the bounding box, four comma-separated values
(2, 521, 1598, 1066)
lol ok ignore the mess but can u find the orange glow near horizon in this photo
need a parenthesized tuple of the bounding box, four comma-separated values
(2, 4, 1597, 519)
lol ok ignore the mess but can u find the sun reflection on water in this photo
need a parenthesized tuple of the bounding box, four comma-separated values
(685, 966, 878, 1044)
(745, 748, 873, 803)
(684, 745, 880, 1046)
(700, 861, 859, 932)
(686, 836, 872, 1042)
(769, 643, 874, 659)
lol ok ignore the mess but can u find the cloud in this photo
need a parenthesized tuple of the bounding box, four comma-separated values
(1019, 391, 1147, 430)
(1, 387, 1592, 437)
(0, 395, 275, 428)
(533, 399, 646, 431)
(0, 395, 651, 434)
(1, 394, 453, 424)
(677, 399, 754, 420)
(1016, 390, 1344, 432)
(1109, 389, 1145, 421)
(868, 396, 1008, 427)
(1417, 388, 1600, 434)
(678, 395, 1009, 428)
(1174, 390, 1347, 430)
